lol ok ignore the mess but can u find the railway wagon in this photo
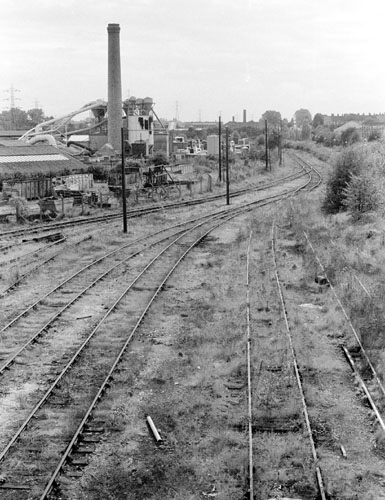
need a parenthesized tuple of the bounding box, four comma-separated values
(2, 177, 53, 200)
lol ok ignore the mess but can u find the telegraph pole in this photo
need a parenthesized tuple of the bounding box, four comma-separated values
(279, 119, 283, 166)
(265, 119, 269, 171)
(226, 127, 230, 205)
(218, 115, 222, 182)
(121, 127, 128, 233)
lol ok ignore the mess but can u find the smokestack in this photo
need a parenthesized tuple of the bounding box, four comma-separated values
(243, 109, 246, 123)
(107, 23, 122, 151)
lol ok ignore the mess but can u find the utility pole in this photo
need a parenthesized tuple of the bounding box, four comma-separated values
(121, 127, 128, 234)
(218, 115, 222, 182)
(279, 119, 283, 166)
(265, 119, 269, 171)
(226, 127, 230, 205)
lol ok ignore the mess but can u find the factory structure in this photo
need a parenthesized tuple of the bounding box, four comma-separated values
(12, 23, 162, 160)
(0, 22, 249, 211)
(0, 23, 164, 210)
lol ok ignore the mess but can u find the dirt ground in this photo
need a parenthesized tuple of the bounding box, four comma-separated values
(66, 167, 385, 499)
(3, 156, 385, 499)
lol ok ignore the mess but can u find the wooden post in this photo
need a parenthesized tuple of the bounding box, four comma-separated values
(265, 119, 269, 171)
(226, 127, 230, 205)
(218, 115, 222, 182)
(121, 127, 127, 233)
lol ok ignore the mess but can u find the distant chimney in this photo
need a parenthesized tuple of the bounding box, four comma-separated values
(243, 109, 246, 123)
(232, 116, 235, 122)
(107, 23, 122, 152)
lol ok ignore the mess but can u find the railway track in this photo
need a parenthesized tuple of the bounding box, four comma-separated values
(303, 230, 385, 437)
(271, 221, 327, 499)
(0, 162, 319, 499)
(243, 216, 327, 499)
(0, 161, 312, 297)
(287, 154, 385, 443)
(0, 164, 309, 242)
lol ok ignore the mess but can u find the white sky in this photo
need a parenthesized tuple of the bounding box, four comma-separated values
(1, 0, 385, 122)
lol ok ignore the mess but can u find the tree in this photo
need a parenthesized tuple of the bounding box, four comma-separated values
(301, 122, 311, 140)
(313, 125, 336, 146)
(341, 127, 360, 146)
(322, 148, 363, 214)
(268, 129, 279, 149)
(294, 109, 312, 128)
(0, 106, 50, 130)
(261, 110, 281, 127)
(313, 113, 324, 128)
(343, 173, 379, 219)
(27, 108, 45, 127)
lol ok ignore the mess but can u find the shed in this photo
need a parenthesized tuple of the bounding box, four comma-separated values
(0, 143, 89, 200)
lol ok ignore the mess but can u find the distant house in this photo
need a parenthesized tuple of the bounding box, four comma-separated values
(333, 121, 362, 136)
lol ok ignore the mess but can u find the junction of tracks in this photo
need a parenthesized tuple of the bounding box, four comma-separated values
(0, 154, 385, 500)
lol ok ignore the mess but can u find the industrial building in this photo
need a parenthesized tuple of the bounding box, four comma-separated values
(0, 143, 90, 200)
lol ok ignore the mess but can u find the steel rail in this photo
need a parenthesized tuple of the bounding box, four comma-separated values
(303, 231, 385, 402)
(0, 166, 306, 240)
(0, 188, 293, 470)
(289, 153, 323, 191)
(39, 165, 321, 498)
(0, 171, 313, 374)
(0, 212, 214, 333)
(0, 209, 233, 374)
(246, 230, 254, 500)
(0, 224, 200, 375)
(0, 212, 231, 466)
(0, 163, 310, 328)
(0, 233, 94, 296)
(272, 221, 327, 500)
(342, 346, 385, 434)
(39, 172, 318, 499)
(0, 162, 317, 496)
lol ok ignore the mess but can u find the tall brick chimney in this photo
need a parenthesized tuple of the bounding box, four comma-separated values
(243, 109, 246, 123)
(107, 23, 122, 152)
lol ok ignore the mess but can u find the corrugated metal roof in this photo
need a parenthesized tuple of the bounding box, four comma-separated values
(0, 145, 60, 156)
(0, 139, 27, 147)
(0, 154, 68, 163)
(0, 130, 28, 137)
(0, 142, 89, 177)
(0, 159, 87, 176)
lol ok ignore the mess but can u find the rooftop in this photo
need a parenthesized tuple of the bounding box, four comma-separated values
(0, 143, 88, 177)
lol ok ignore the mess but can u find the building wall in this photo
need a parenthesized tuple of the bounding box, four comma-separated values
(207, 135, 219, 155)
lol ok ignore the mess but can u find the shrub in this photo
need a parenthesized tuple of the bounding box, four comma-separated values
(322, 148, 363, 214)
(341, 127, 361, 146)
(342, 172, 379, 218)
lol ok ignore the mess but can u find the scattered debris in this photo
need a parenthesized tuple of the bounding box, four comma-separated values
(315, 275, 329, 286)
(146, 415, 163, 443)
(299, 303, 323, 310)
(202, 485, 217, 497)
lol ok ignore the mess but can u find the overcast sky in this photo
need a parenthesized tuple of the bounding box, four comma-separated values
(1, 0, 385, 122)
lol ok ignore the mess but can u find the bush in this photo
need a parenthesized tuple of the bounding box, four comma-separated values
(342, 172, 379, 219)
(341, 127, 360, 146)
(322, 148, 363, 214)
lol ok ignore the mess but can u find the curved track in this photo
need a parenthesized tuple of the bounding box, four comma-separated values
(0, 158, 320, 499)
(0, 165, 309, 241)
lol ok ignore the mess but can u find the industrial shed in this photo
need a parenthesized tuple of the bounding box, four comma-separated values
(0, 143, 89, 200)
